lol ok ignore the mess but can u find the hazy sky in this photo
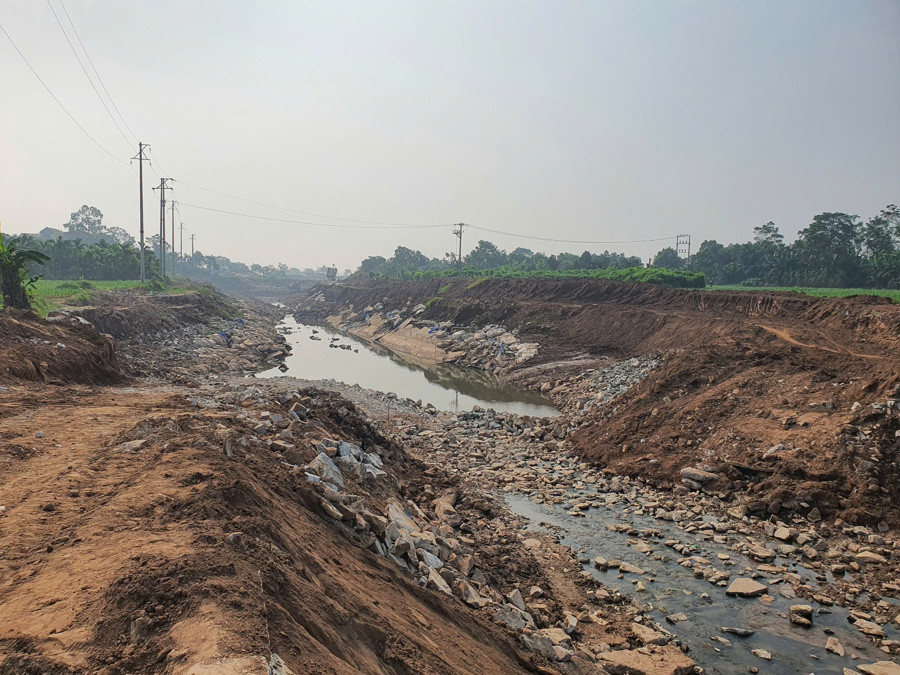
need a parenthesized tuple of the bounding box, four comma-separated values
(2, 0, 898, 269)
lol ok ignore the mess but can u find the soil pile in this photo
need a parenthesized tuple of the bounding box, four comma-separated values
(49, 285, 237, 340)
(0, 310, 119, 385)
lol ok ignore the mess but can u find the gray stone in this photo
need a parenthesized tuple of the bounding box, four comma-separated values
(308, 453, 344, 488)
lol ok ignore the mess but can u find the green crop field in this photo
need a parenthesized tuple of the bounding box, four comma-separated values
(2, 279, 194, 316)
(707, 285, 900, 303)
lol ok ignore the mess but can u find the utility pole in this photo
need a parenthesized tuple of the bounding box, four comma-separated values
(179, 222, 185, 267)
(452, 223, 465, 275)
(676, 234, 692, 262)
(131, 143, 150, 282)
(170, 200, 176, 276)
(190, 233, 196, 257)
(152, 178, 173, 277)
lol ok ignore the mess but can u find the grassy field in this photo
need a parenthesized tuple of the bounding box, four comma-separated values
(707, 285, 900, 303)
(2, 279, 193, 316)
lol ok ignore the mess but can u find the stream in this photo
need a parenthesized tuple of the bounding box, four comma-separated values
(507, 493, 898, 674)
(256, 316, 558, 417)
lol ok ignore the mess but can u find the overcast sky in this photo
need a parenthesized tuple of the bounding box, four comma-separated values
(2, 0, 898, 269)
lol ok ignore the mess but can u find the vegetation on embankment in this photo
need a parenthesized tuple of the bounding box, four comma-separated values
(404, 265, 706, 288)
(707, 285, 900, 303)
(5, 279, 194, 316)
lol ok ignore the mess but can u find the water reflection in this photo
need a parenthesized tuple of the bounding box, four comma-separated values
(256, 316, 558, 417)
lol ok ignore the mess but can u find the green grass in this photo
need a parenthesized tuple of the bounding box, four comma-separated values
(2, 279, 194, 316)
(707, 285, 900, 303)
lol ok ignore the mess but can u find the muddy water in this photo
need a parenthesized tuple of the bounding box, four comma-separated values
(507, 494, 897, 674)
(256, 317, 558, 416)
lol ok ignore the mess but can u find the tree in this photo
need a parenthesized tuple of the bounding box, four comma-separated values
(652, 247, 684, 269)
(465, 240, 507, 270)
(64, 205, 104, 236)
(0, 236, 49, 309)
(792, 212, 863, 287)
(508, 247, 534, 266)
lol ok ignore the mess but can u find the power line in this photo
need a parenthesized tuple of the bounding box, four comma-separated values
(176, 179, 445, 227)
(179, 202, 450, 230)
(466, 223, 678, 246)
(57, 0, 140, 143)
(0, 20, 128, 165)
(45, 0, 132, 149)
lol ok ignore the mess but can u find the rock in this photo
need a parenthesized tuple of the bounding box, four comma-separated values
(619, 562, 646, 575)
(855, 551, 888, 565)
(773, 526, 793, 541)
(854, 619, 886, 638)
(540, 627, 573, 648)
(631, 622, 668, 645)
(721, 626, 755, 637)
(725, 578, 768, 597)
(458, 579, 488, 609)
(308, 453, 344, 488)
(679, 467, 718, 483)
(494, 606, 534, 631)
(522, 538, 542, 550)
(598, 646, 695, 675)
(826, 637, 845, 657)
(857, 664, 900, 675)
(506, 588, 526, 612)
(426, 567, 452, 596)
(666, 613, 688, 624)
(751, 649, 772, 660)
(519, 633, 557, 660)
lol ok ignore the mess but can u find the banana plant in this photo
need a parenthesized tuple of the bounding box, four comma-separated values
(0, 235, 50, 310)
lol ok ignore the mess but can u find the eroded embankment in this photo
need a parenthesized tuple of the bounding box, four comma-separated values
(294, 278, 900, 526)
(0, 379, 656, 674)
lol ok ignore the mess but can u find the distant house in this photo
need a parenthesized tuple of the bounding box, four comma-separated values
(39, 227, 64, 240)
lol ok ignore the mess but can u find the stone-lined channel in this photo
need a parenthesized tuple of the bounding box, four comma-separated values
(257, 316, 558, 417)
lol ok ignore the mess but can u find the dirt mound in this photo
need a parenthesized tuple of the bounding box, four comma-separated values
(50, 286, 237, 339)
(0, 310, 120, 385)
(0, 383, 553, 674)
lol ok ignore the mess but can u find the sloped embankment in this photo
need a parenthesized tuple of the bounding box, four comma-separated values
(0, 381, 572, 674)
(296, 278, 900, 525)
(0, 310, 120, 384)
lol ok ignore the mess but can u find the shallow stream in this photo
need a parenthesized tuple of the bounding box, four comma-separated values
(507, 493, 898, 674)
(256, 317, 558, 417)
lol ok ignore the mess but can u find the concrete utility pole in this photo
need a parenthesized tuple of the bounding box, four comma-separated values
(190, 233, 196, 257)
(170, 200, 176, 276)
(152, 178, 173, 277)
(132, 142, 150, 282)
(452, 223, 465, 275)
(179, 222, 185, 267)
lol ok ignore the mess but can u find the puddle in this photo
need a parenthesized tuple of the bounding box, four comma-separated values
(256, 316, 558, 416)
(506, 493, 897, 674)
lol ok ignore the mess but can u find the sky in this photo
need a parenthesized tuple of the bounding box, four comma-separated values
(1, 0, 898, 270)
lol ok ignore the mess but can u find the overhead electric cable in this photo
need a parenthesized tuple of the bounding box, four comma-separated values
(0, 20, 128, 165)
(179, 202, 450, 230)
(46, 0, 132, 149)
(177, 179, 448, 227)
(57, 0, 140, 143)
(467, 223, 677, 245)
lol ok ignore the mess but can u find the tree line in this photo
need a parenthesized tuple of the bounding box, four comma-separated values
(356, 206, 899, 289)
(7, 205, 331, 282)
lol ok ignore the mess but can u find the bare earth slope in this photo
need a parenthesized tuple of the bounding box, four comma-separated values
(0, 383, 540, 675)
